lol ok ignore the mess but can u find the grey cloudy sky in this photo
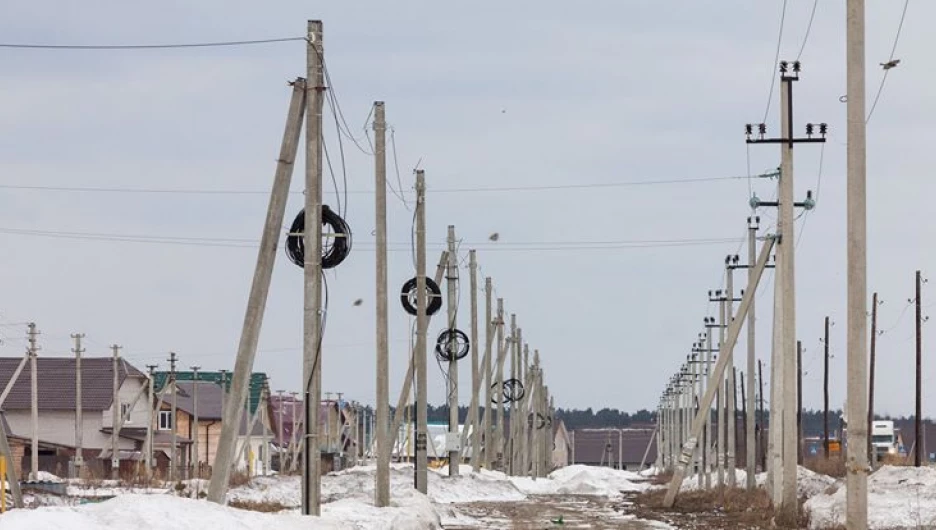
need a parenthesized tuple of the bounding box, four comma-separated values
(0, 1, 933, 417)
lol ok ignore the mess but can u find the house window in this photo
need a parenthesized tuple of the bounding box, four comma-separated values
(121, 403, 132, 423)
(158, 410, 173, 430)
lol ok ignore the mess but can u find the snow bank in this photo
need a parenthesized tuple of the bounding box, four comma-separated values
(679, 469, 749, 491)
(507, 465, 648, 497)
(1, 491, 440, 530)
(807, 465, 936, 529)
(755, 466, 838, 499)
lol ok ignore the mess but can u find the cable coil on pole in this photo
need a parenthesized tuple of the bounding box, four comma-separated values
(434, 329, 470, 362)
(285, 205, 352, 269)
(491, 378, 525, 404)
(400, 277, 442, 316)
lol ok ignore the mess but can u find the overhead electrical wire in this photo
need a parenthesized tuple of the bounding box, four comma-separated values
(0, 175, 753, 196)
(0, 37, 306, 50)
(763, 0, 789, 124)
(866, 0, 910, 124)
(795, 0, 820, 62)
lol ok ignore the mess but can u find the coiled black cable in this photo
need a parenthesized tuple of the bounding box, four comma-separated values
(400, 277, 442, 316)
(434, 328, 470, 362)
(285, 204, 352, 269)
(491, 378, 525, 404)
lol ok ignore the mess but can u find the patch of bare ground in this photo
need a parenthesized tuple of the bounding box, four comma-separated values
(626, 487, 811, 529)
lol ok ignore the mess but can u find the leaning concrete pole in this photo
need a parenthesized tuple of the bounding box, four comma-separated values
(846, 0, 869, 526)
(373, 100, 390, 507)
(207, 79, 306, 504)
(663, 235, 775, 507)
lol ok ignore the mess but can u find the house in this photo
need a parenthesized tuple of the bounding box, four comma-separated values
(892, 419, 936, 462)
(269, 395, 363, 473)
(552, 419, 572, 469)
(570, 427, 657, 470)
(153, 371, 273, 477)
(0, 356, 158, 478)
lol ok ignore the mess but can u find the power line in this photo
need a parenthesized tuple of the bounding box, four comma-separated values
(0, 174, 754, 196)
(0, 226, 742, 252)
(0, 37, 305, 50)
(0, 37, 306, 50)
(795, 0, 820, 61)
(763, 0, 789, 123)
(867, 0, 910, 124)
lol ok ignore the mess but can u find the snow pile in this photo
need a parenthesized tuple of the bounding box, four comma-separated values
(427, 467, 525, 503)
(755, 466, 838, 499)
(228, 475, 302, 507)
(2, 490, 440, 530)
(807, 466, 936, 529)
(509, 465, 647, 497)
(32, 471, 64, 483)
(679, 468, 749, 491)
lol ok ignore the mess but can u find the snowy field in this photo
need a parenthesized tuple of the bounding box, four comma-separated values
(0, 464, 666, 529)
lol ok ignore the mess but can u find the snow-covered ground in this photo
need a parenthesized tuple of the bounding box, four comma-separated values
(806, 465, 936, 529)
(2, 464, 665, 529)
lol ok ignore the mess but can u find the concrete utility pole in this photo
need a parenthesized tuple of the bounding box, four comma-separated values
(445, 226, 460, 476)
(191, 366, 200, 478)
(690, 350, 701, 487)
(27, 322, 39, 481)
(168, 351, 177, 481)
(414, 169, 429, 494)
(726, 259, 737, 487)
(916, 270, 923, 468)
(868, 292, 879, 462)
(373, 100, 390, 507)
(746, 216, 758, 489)
(758, 359, 766, 473)
(277, 390, 285, 469)
(207, 77, 305, 503)
(303, 19, 326, 517)
(739, 370, 746, 470)
(845, 1, 870, 523)
(824, 317, 831, 459)
(509, 318, 519, 475)
(245, 385, 253, 475)
(469, 250, 481, 471)
(112, 344, 122, 480)
(72, 333, 85, 478)
(662, 234, 775, 507)
(520, 343, 530, 475)
(483, 278, 494, 469)
(716, 293, 726, 487)
(746, 61, 825, 514)
(494, 299, 506, 470)
(290, 392, 300, 472)
(145, 365, 157, 478)
(703, 328, 714, 488)
(389, 251, 448, 449)
(797, 342, 803, 466)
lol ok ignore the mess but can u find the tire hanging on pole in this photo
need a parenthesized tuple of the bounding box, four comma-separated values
(400, 277, 442, 316)
(434, 328, 470, 362)
(285, 204, 352, 270)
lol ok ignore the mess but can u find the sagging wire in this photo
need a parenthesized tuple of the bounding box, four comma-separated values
(867, 0, 910, 124)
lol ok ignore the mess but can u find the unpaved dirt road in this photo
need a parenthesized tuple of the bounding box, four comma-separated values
(439, 494, 667, 529)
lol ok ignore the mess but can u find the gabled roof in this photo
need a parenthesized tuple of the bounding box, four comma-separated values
(0, 356, 145, 412)
(153, 371, 266, 415)
(572, 427, 657, 465)
(171, 381, 271, 436)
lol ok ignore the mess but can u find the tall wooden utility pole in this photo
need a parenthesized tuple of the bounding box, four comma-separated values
(414, 169, 429, 493)
(72, 333, 85, 478)
(824, 317, 831, 459)
(868, 292, 879, 462)
(373, 100, 390, 507)
(303, 19, 326, 516)
(482, 278, 494, 469)
(494, 298, 506, 470)
(445, 226, 460, 476)
(916, 270, 923, 467)
(27, 322, 39, 481)
(191, 365, 201, 478)
(797, 341, 803, 466)
(112, 344, 122, 480)
(746, 216, 758, 489)
(845, 0, 870, 524)
(662, 235, 775, 507)
(168, 351, 177, 481)
(207, 78, 305, 503)
(468, 251, 481, 471)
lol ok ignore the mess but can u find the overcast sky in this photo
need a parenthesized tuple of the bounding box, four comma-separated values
(0, 1, 933, 418)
